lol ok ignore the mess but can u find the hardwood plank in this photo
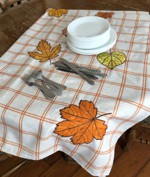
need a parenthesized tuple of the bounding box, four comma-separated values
(0, 3, 42, 55)
(136, 160, 150, 177)
(1, 161, 26, 177)
(108, 141, 150, 176)
(0, 156, 24, 176)
(28, 0, 150, 12)
(40, 157, 80, 177)
(72, 167, 93, 177)
(10, 152, 62, 177)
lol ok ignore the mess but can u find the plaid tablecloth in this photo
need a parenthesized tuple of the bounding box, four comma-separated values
(0, 9, 150, 177)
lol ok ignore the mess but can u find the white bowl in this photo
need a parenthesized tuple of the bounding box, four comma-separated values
(67, 16, 110, 49)
(67, 36, 109, 49)
(67, 28, 117, 55)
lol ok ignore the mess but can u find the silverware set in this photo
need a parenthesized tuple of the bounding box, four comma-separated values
(22, 58, 106, 100)
(53, 58, 106, 85)
(22, 70, 67, 100)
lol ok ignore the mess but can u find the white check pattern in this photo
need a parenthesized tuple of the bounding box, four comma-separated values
(0, 10, 150, 177)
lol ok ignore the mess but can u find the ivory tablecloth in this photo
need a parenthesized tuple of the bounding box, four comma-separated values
(0, 9, 150, 177)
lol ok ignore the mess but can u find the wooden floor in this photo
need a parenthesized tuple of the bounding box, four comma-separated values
(0, 126, 149, 177)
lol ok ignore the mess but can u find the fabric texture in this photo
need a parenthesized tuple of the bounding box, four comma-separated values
(0, 9, 150, 176)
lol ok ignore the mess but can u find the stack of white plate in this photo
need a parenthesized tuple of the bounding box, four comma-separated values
(66, 16, 117, 55)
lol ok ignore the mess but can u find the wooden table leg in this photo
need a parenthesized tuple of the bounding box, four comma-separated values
(123, 127, 136, 151)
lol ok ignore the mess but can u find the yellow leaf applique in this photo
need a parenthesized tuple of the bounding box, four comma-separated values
(28, 40, 61, 64)
(96, 12, 114, 18)
(97, 51, 126, 69)
(48, 9, 68, 17)
(54, 100, 111, 145)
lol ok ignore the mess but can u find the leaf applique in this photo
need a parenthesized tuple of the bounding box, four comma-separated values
(48, 8, 68, 17)
(54, 100, 110, 145)
(97, 51, 126, 69)
(28, 40, 61, 64)
(62, 28, 67, 37)
(96, 12, 114, 18)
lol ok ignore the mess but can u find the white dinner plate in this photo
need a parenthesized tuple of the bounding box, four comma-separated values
(67, 28, 117, 55)
(67, 16, 110, 41)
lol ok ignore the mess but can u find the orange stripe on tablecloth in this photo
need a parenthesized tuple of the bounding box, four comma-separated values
(67, 10, 95, 158)
(115, 48, 147, 54)
(7, 47, 148, 55)
(53, 25, 82, 152)
(0, 14, 56, 155)
(100, 11, 150, 176)
(111, 24, 149, 28)
(0, 104, 58, 123)
(0, 137, 61, 158)
(117, 40, 148, 45)
(112, 17, 150, 22)
(34, 21, 149, 29)
(16, 37, 66, 45)
(35, 9, 88, 157)
(0, 85, 70, 106)
(23, 30, 150, 41)
(19, 13, 68, 158)
(128, 60, 150, 65)
(0, 101, 138, 126)
(0, 138, 38, 155)
(74, 154, 112, 170)
(61, 144, 113, 168)
(100, 11, 140, 176)
(29, 26, 67, 34)
(2, 84, 150, 117)
(102, 17, 150, 176)
(35, 15, 72, 158)
(0, 62, 128, 81)
(0, 84, 27, 150)
(74, 144, 115, 163)
(61, 143, 112, 169)
(1, 57, 150, 76)
(84, 11, 126, 171)
(84, 11, 127, 173)
(118, 32, 149, 36)
(102, 81, 150, 91)
(69, 54, 84, 104)
(59, 42, 82, 154)
(16, 86, 43, 156)
(0, 122, 55, 141)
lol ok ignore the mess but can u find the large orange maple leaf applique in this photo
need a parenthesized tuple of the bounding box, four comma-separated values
(48, 9, 68, 18)
(28, 40, 61, 64)
(54, 100, 111, 145)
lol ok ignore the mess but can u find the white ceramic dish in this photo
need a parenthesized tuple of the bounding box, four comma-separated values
(67, 16, 110, 48)
(67, 34, 110, 49)
(67, 28, 117, 55)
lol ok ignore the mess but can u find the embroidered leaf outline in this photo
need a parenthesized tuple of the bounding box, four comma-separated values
(54, 100, 110, 145)
(97, 51, 126, 69)
(48, 8, 68, 17)
(96, 12, 114, 18)
(28, 40, 61, 64)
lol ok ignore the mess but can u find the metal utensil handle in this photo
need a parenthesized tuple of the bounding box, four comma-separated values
(42, 76, 67, 90)
(60, 58, 95, 85)
(57, 67, 98, 80)
(61, 58, 101, 73)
